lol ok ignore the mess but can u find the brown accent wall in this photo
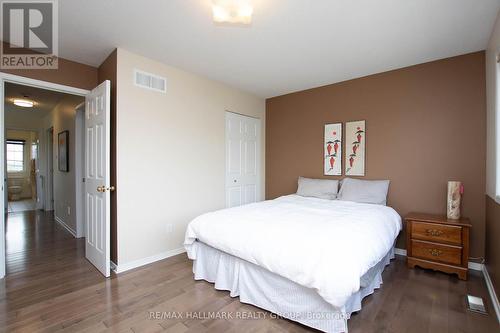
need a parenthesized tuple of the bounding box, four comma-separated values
(486, 195, 500, 295)
(1, 43, 98, 90)
(97, 49, 117, 263)
(266, 52, 486, 257)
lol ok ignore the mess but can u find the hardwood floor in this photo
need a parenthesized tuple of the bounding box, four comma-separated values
(0, 210, 498, 333)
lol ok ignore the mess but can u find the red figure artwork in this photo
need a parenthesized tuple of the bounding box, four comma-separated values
(324, 123, 342, 176)
(345, 121, 365, 176)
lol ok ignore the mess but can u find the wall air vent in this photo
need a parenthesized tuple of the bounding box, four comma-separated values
(134, 69, 167, 93)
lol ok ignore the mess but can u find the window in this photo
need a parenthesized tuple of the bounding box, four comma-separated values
(6, 140, 25, 172)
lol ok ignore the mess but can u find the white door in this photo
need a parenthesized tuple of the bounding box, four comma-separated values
(225, 112, 260, 208)
(85, 80, 111, 277)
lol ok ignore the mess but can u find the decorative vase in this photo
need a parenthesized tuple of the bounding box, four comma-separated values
(447, 181, 462, 219)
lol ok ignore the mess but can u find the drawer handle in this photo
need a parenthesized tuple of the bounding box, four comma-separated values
(428, 249, 443, 257)
(426, 229, 444, 237)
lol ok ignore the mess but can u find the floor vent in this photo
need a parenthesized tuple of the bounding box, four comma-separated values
(134, 69, 166, 93)
(466, 295, 488, 315)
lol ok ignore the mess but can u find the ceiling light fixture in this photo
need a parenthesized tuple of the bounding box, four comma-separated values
(212, 0, 253, 24)
(13, 99, 34, 108)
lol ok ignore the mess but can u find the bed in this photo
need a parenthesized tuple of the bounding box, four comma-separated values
(184, 194, 402, 332)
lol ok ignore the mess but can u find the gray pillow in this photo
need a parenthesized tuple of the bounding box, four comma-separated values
(296, 177, 339, 200)
(337, 178, 390, 205)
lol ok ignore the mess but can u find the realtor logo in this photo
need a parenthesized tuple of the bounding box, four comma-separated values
(1, 0, 58, 69)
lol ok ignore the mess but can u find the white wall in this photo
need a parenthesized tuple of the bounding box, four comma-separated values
(115, 49, 265, 265)
(487, 12, 500, 200)
(42, 95, 84, 234)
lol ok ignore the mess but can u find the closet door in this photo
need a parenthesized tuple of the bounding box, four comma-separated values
(225, 112, 261, 208)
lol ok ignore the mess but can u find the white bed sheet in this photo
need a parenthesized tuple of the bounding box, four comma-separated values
(185, 195, 402, 308)
(192, 241, 395, 333)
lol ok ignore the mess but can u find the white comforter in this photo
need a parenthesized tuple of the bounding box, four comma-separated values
(184, 195, 402, 308)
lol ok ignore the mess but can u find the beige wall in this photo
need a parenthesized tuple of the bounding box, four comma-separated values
(42, 96, 84, 233)
(115, 49, 265, 265)
(485, 11, 500, 296)
(266, 52, 486, 258)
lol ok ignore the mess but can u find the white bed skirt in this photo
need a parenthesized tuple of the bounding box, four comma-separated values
(191, 241, 395, 333)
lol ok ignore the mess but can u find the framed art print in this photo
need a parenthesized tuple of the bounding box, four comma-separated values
(345, 120, 365, 176)
(324, 123, 342, 175)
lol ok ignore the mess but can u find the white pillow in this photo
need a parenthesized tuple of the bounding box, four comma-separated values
(337, 178, 390, 205)
(296, 177, 339, 200)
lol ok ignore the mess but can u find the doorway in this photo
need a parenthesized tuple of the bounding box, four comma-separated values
(0, 73, 114, 278)
(5, 130, 39, 213)
(3, 81, 85, 249)
(0, 74, 112, 279)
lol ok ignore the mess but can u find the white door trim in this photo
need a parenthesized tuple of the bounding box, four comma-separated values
(45, 127, 54, 211)
(0, 75, 4, 279)
(0, 73, 89, 95)
(74, 103, 85, 238)
(0, 72, 89, 279)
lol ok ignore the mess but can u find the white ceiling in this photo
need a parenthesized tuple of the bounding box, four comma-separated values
(58, 0, 500, 98)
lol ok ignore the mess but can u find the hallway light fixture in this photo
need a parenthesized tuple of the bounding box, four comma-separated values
(212, 0, 253, 24)
(13, 99, 34, 108)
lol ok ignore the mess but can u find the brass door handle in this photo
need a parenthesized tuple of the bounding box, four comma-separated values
(97, 185, 115, 192)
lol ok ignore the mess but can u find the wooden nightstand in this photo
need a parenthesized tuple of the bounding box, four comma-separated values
(405, 213, 471, 280)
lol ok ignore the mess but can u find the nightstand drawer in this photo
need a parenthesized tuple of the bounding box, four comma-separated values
(411, 221, 462, 245)
(411, 240, 462, 265)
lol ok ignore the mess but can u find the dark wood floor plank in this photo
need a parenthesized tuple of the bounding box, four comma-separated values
(0, 210, 498, 333)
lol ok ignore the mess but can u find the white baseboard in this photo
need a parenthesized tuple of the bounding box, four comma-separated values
(468, 261, 484, 271)
(394, 248, 482, 271)
(483, 265, 500, 324)
(394, 248, 407, 256)
(54, 216, 77, 238)
(111, 247, 186, 274)
(110, 260, 117, 272)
